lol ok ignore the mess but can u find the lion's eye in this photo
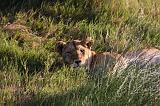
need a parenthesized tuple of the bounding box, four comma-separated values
(80, 49, 85, 54)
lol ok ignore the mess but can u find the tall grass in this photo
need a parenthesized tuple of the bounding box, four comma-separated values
(0, 0, 160, 105)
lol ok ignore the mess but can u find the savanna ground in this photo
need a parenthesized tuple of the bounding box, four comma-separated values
(0, 0, 160, 106)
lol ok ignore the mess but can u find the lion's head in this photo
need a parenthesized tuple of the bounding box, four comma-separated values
(55, 39, 94, 68)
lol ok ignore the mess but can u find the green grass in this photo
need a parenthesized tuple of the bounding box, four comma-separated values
(0, 0, 160, 105)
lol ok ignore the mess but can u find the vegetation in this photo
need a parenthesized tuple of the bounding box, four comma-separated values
(0, 0, 160, 105)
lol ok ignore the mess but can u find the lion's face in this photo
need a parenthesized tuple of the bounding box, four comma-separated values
(55, 40, 93, 68)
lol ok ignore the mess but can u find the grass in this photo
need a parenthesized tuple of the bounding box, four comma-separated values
(0, 0, 160, 105)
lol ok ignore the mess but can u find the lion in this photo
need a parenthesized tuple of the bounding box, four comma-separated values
(55, 39, 160, 75)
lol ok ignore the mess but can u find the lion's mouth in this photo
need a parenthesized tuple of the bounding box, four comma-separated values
(71, 62, 84, 68)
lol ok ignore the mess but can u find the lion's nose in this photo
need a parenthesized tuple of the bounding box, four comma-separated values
(75, 60, 81, 64)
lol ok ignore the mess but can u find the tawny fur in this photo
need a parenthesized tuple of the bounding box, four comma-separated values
(55, 40, 160, 74)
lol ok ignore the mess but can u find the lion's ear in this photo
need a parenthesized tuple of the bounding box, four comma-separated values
(55, 41, 66, 55)
(82, 37, 94, 49)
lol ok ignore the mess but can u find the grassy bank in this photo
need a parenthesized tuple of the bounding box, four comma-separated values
(0, 0, 160, 105)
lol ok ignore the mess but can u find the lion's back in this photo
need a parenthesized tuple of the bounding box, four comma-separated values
(124, 48, 160, 67)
